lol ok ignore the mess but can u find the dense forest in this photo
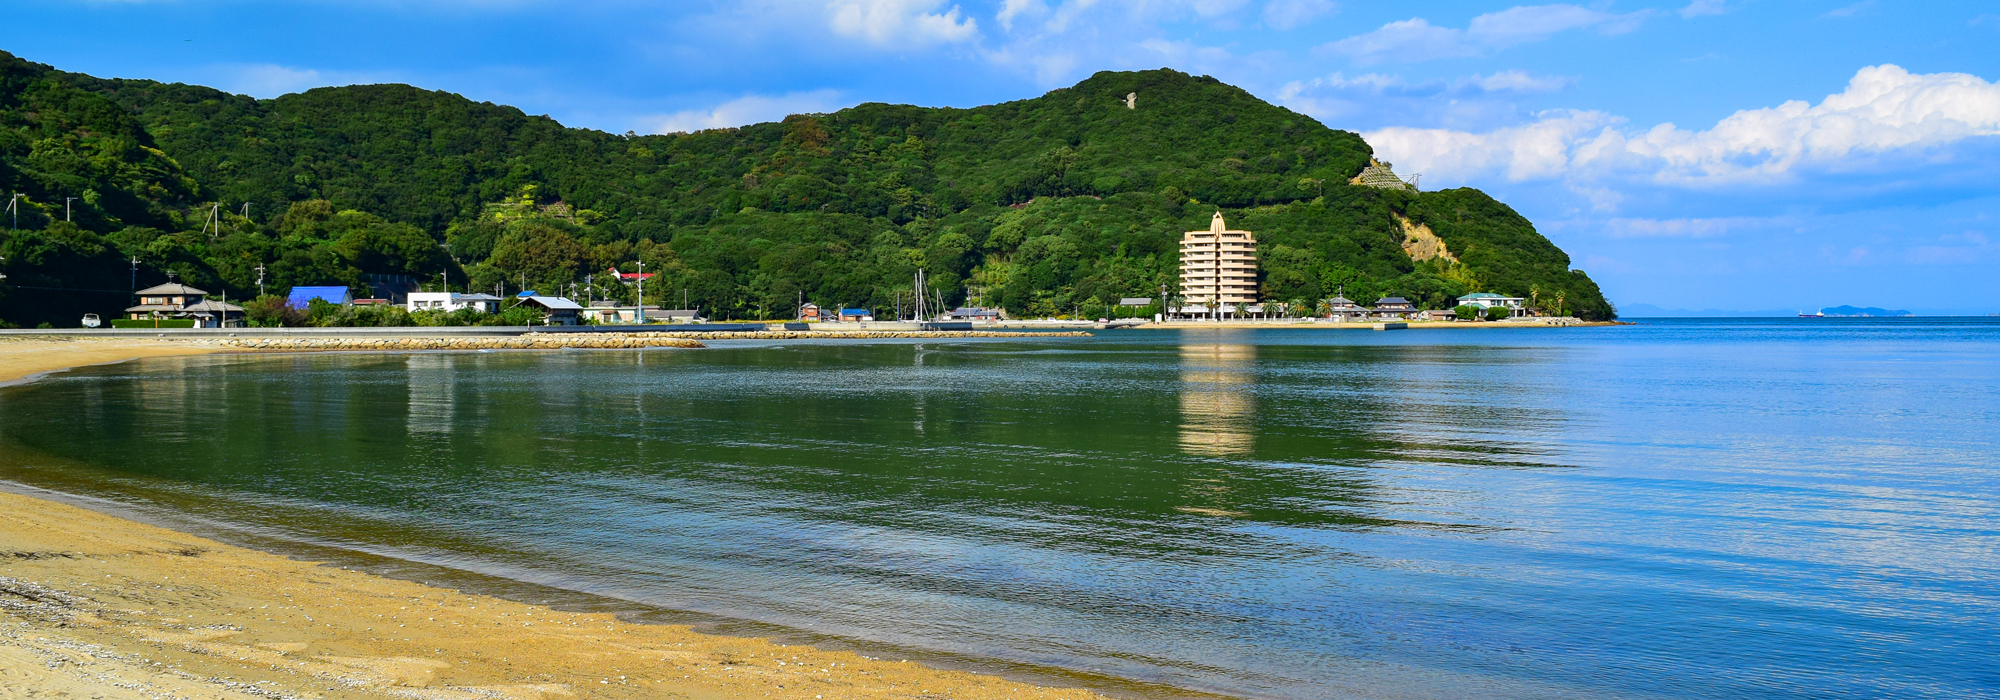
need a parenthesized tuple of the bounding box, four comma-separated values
(0, 49, 1613, 327)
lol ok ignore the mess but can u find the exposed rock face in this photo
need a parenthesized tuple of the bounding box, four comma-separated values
(1394, 214, 1457, 264)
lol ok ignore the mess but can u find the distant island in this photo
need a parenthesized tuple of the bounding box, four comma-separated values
(1818, 305, 1912, 317)
(1619, 303, 1956, 317)
(0, 51, 1614, 327)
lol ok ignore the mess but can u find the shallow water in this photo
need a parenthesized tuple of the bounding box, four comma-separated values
(3, 319, 1997, 699)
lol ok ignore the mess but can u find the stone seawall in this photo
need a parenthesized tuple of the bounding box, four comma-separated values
(201, 335, 708, 351)
(190, 330, 1092, 352)
(593, 330, 1095, 340)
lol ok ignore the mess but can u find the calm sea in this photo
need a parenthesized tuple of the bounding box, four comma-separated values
(2, 319, 1996, 699)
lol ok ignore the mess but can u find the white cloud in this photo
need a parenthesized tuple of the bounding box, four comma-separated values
(220, 64, 383, 98)
(1678, 0, 1726, 18)
(1262, 0, 1336, 30)
(1821, 1, 1873, 19)
(996, 0, 1047, 30)
(1325, 4, 1650, 64)
(1365, 65, 2000, 188)
(1464, 69, 1573, 93)
(1277, 69, 1575, 132)
(1368, 109, 1620, 182)
(1598, 216, 1794, 239)
(828, 0, 979, 47)
(649, 90, 847, 134)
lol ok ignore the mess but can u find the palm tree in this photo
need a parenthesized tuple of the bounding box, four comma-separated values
(1316, 297, 1335, 318)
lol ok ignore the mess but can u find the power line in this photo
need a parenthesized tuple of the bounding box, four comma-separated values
(0, 284, 135, 294)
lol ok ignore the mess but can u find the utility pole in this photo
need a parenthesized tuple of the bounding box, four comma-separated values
(64, 197, 76, 222)
(634, 261, 646, 323)
(254, 264, 266, 298)
(6, 193, 19, 230)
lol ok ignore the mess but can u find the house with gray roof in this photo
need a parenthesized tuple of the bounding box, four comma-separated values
(1457, 292, 1525, 317)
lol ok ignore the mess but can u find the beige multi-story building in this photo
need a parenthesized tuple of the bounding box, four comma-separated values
(1179, 212, 1259, 311)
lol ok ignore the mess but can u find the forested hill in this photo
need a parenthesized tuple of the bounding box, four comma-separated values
(0, 49, 1614, 326)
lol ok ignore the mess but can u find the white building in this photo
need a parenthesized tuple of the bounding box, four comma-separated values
(406, 292, 503, 313)
(1457, 293, 1525, 316)
(1179, 212, 1259, 315)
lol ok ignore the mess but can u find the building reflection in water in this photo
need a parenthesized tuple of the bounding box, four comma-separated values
(1178, 343, 1256, 457)
(406, 354, 456, 436)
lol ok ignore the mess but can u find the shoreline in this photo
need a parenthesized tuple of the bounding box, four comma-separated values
(1140, 318, 1621, 329)
(0, 488, 1132, 700)
(0, 338, 1201, 700)
(0, 337, 225, 387)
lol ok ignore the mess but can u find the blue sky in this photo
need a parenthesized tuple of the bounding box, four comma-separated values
(7, 0, 1998, 313)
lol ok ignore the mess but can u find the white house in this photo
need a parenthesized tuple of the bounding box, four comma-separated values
(406, 292, 503, 313)
(514, 295, 585, 325)
(1457, 292, 1525, 316)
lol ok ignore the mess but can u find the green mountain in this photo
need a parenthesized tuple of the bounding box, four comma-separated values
(0, 49, 1613, 326)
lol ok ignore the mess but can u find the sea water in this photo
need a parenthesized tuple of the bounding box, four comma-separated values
(2, 319, 1995, 699)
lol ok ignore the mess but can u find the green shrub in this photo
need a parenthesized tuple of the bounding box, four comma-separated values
(110, 318, 196, 328)
(1454, 305, 1480, 321)
(1484, 306, 1513, 321)
(243, 295, 304, 327)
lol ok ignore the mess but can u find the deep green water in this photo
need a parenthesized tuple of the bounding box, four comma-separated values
(2, 320, 1997, 699)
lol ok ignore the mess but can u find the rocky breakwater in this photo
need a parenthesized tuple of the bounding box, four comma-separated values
(201, 334, 707, 351)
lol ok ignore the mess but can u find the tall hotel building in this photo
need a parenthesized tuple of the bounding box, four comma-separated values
(1179, 212, 1259, 312)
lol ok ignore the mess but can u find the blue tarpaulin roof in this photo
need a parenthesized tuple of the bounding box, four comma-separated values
(286, 286, 352, 308)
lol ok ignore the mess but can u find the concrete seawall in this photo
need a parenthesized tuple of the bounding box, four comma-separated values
(199, 335, 708, 351)
(185, 329, 1093, 351)
(596, 330, 1095, 340)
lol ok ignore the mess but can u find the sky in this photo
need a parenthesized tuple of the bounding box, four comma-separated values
(6, 0, 1997, 314)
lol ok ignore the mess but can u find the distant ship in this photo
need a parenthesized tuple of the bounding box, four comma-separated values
(1798, 309, 1825, 318)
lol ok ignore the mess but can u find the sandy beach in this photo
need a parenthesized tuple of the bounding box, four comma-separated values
(0, 337, 1120, 700)
(0, 337, 224, 387)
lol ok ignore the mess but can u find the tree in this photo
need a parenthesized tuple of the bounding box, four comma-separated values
(0, 50, 1617, 326)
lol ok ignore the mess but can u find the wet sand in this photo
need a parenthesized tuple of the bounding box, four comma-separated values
(0, 337, 223, 386)
(0, 338, 1119, 700)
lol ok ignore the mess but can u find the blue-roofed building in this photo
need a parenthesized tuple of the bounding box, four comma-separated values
(838, 308, 874, 322)
(286, 286, 353, 309)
